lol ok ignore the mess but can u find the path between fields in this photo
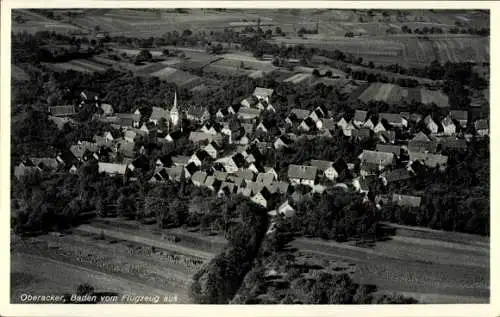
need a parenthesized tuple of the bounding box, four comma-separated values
(11, 252, 189, 303)
(76, 224, 214, 259)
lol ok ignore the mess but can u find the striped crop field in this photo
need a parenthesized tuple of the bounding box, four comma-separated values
(357, 83, 449, 107)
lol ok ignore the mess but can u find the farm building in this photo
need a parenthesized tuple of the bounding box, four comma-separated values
(359, 150, 396, 175)
(286, 108, 311, 125)
(392, 194, 422, 208)
(49, 105, 76, 117)
(98, 162, 129, 176)
(238, 107, 262, 121)
(379, 113, 407, 128)
(287, 165, 318, 187)
(310, 160, 338, 181)
(253, 87, 274, 103)
(408, 152, 448, 169)
(441, 115, 457, 136)
(450, 110, 468, 128)
(474, 119, 489, 136)
(376, 144, 402, 157)
(353, 110, 368, 127)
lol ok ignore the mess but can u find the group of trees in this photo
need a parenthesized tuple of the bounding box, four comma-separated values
(189, 200, 269, 303)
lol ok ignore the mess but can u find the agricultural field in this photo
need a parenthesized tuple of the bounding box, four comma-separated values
(292, 223, 489, 304)
(12, 10, 86, 35)
(149, 67, 202, 89)
(355, 82, 449, 107)
(43, 59, 111, 74)
(11, 217, 224, 304)
(272, 34, 489, 68)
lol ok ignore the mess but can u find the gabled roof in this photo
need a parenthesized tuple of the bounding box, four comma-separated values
(151, 106, 169, 120)
(289, 108, 310, 121)
(424, 115, 437, 126)
(214, 171, 229, 182)
(379, 113, 403, 125)
(352, 128, 371, 139)
(236, 169, 255, 181)
(438, 137, 467, 150)
(49, 105, 76, 117)
(191, 170, 207, 184)
(392, 194, 422, 208)
(245, 181, 265, 195)
(287, 165, 318, 180)
(321, 118, 336, 130)
(171, 156, 190, 166)
(29, 158, 60, 171)
(98, 162, 128, 175)
(238, 107, 262, 118)
(383, 168, 414, 183)
(70, 142, 98, 159)
(115, 138, 135, 157)
(185, 162, 199, 175)
(310, 160, 334, 171)
(359, 150, 395, 166)
(410, 113, 423, 123)
(376, 144, 401, 156)
(256, 172, 275, 185)
(187, 105, 208, 118)
(412, 131, 431, 142)
(266, 181, 290, 194)
(441, 115, 455, 126)
(49, 115, 72, 129)
(408, 140, 438, 153)
(166, 165, 184, 181)
(450, 110, 468, 122)
(474, 119, 488, 130)
(377, 130, 396, 143)
(189, 132, 222, 143)
(408, 152, 448, 167)
(253, 87, 274, 98)
(353, 110, 367, 122)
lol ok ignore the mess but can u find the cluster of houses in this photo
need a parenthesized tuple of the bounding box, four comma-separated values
(17, 86, 490, 220)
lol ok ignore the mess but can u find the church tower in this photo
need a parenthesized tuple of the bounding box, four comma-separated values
(170, 91, 180, 127)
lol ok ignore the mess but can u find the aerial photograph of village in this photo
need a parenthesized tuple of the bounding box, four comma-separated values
(10, 8, 489, 305)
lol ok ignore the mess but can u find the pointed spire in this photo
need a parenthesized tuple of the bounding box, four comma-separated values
(172, 91, 178, 112)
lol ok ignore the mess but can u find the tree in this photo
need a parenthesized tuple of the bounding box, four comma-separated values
(344, 31, 355, 37)
(312, 69, 320, 77)
(275, 26, 282, 35)
(136, 49, 153, 63)
(76, 283, 95, 296)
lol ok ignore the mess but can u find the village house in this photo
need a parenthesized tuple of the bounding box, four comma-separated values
(287, 165, 318, 187)
(149, 106, 170, 126)
(358, 150, 396, 176)
(201, 123, 222, 135)
(203, 141, 221, 159)
(171, 156, 190, 167)
(256, 172, 276, 185)
(441, 115, 456, 136)
(474, 119, 489, 136)
(408, 152, 448, 169)
(240, 95, 259, 108)
(218, 182, 238, 198)
(353, 110, 368, 127)
(251, 187, 274, 209)
(184, 162, 199, 179)
(352, 128, 371, 141)
(49, 105, 76, 117)
(423, 115, 439, 134)
(70, 142, 99, 161)
(188, 150, 212, 167)
(238, 107, 262, 121)
(49, 115, 73, 130)
(253, 87, 274, 103)
(437, 137, 468, 152)
(186, 106, 210, 123)
(286, 108, 310, 126)
(163, 130, 184, 143)
(372, 121, 386, 133)
(236, 169, 255, 182)
(377, 130, 396, 144)
(376, 144, 402, 158)
(362, 117, 376, 130)
(274, 134, 295, 150)
(256, 121, 270, 133)
(165, 165, 184, 182)
(100, 103, 114, 116)
(450, 110, 468, 128)
(310, 160, 338, 181)
(98, 162, 129, 176)
(379, 113, 407, 128)
(228, 104, 241, 115)
(320, 118, 335, 132)
(189, 132, 223, 144)
(408, 139, 438, 153)
(115, 113, 141, 128)
(265, 181, 290, 195)
(392, 194, 422, 208)
(298, 117, 317, 132)
(379, 168, 414, 186)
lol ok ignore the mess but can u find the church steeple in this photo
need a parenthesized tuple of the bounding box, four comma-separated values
(170, 90, 180, 127)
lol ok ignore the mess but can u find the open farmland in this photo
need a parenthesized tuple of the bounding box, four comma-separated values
(271, 34, 489, 68)
(43, 59, 110, 74)
(149, 67, 202, 89)
(11, 217, 225, 304)
(291, 224, 489, 303)
(12, 10, 85, 35)
(355, 82, 449, 107)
